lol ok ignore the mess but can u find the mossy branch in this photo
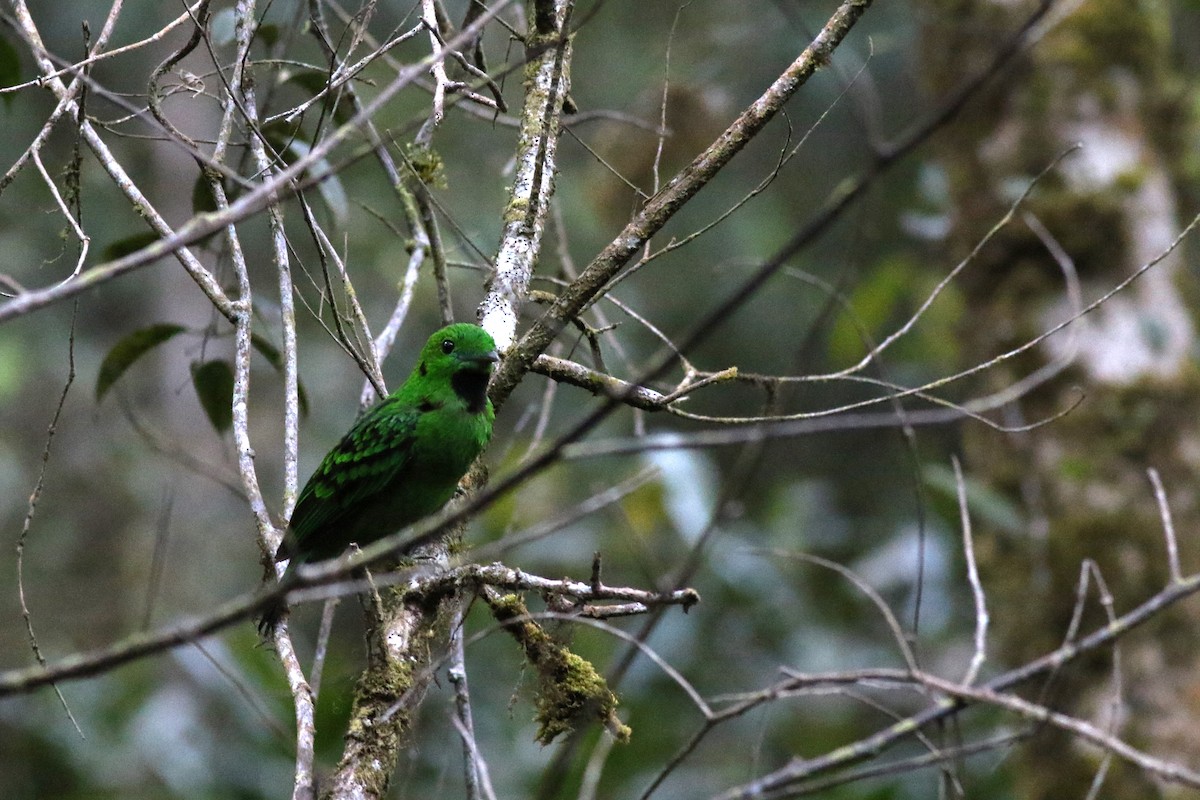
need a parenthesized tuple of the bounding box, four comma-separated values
(482, 586, 630, 744)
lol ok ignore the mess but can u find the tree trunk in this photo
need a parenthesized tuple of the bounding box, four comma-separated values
(920, 1, 1200, 797)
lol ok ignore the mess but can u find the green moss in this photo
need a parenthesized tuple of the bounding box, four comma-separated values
(486, 592, 630, 744)
(404, 144, 446, 189)
(337, 648, 416, 796)
(1046, 0, 1161, 81)
(534, 648, 629, 745)
(504, 194, 531, 226)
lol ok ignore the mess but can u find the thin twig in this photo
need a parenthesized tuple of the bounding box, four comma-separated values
(309, 598, 339, 702)
(30, 149, 89, 280)
(1147, 468, 1181, 584)
(16, 302, 83, 737)
(953, 457, 989, 686)
(767, 550, 919, 675)
(490, 0, 877, 405)
(0, 1, 513, 327)
(448, 601, 490, 800)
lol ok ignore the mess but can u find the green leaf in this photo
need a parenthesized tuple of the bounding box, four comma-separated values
(0, 34, 20, 110)
(102, 231, 160, 262)
(257, 24, 280, 49)
(192, 173, 219, 214)
(95, 324, 187, 402)
(923, 463, 1025, 536)
(250, 333, 283, 370)
(251, 333, 309, 417)
(191, 359, 235, 433)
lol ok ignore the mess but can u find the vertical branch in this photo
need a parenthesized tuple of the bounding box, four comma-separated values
(448, 601, 491, 800)
(413, 0, 457, 328)
(953, 456, 988, 686)
(421, 0, 450, 130)
(328, 4, 573, 794)
(1147, 468, 1181, 584)
(360, 204, 422, 407)
(371, 186, 425, 351)
(326, 569, 461, 798)
(230, 2, 317, 797)
(212, 9, 270, 541)
(414, 185, 454, 326)
(240, 49, 299, 536)
(477, 0, 573, 348)
(16, 305, 82, 735)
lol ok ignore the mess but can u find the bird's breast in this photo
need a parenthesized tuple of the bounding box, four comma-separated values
(412, 406, 491, 477)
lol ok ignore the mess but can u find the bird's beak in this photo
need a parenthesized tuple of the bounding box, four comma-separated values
(463, 350, 500, 370)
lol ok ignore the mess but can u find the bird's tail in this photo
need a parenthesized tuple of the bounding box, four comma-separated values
(257, 531, 305, 636)
(257, 552, 300, 637)
(257, 594, 288, 637)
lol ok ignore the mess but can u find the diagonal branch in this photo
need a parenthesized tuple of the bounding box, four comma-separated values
(489, 0, 874, 407)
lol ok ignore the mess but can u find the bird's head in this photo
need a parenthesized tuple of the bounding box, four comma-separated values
(415, 323, 499, 412)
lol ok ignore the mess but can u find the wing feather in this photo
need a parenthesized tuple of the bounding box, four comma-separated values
(278, 399, 418, 563)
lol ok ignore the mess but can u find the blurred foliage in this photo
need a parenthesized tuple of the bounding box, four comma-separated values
(94, 323, 187, 402)
(0, 1, 1197, 799)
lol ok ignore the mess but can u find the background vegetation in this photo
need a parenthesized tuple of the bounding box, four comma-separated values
(3, 0, 1200, 798)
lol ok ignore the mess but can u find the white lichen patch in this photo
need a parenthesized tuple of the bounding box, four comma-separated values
(1042, 116, 1193, 385)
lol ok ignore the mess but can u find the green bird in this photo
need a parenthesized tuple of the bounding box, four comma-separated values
(259, 323, 498, 634)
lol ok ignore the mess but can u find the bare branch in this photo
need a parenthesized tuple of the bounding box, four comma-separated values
(1147, 468, 1182, 584)
(709, 564, 1200, 799)
(0, 0, 513, 327)
(953, 457, 989, 686)
(490, 0, 875, 405)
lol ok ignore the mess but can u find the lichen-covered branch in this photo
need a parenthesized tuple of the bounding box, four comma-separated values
(325, 564, 460, 799)
(477, 0, 573, 350)
(481, 587, 629, 744)
(232, 0, 316, 794)
(328, 2, 573, 794)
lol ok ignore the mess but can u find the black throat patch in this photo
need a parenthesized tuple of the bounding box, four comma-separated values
(451, 370, 490, 414)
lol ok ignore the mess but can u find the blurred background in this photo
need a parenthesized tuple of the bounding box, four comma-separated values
(2, 0, 1200, 798)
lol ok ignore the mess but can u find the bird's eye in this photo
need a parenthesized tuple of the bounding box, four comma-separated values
(441, 339, 455, 354)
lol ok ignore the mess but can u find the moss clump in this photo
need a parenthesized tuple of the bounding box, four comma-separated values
(404, 144, 446, 189)
(486, 592, 630, 744)
(533, 647, 629, 745)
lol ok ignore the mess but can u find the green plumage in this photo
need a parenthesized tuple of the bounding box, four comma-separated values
(259, 323, 497, 633)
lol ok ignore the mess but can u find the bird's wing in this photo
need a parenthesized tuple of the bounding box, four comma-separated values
(279, 399, 419, 562)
